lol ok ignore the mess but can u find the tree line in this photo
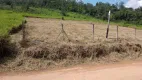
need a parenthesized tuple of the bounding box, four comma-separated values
(0, 0, 142, 25)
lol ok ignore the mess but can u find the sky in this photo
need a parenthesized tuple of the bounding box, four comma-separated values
(82, 0, 142, 9)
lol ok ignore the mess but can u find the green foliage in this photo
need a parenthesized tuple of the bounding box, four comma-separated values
(0, 0, 141, 26)
(23, 8, 62, 19)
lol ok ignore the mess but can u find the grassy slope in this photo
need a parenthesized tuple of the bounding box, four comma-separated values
(19, 7, 142, 29)
(0, 7, 142, 37)
(0, 8, 103, 37)
(0, 10, 23, 37)
(22, 7, 103, 22)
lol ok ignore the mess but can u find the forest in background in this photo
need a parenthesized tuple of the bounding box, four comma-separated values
(0, 0, 142, 26)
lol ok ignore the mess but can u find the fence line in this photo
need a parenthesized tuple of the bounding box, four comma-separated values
(55, 23, 139, 41)
(40, 23, 142, 42)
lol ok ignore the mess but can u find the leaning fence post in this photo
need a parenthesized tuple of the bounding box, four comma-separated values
(117, 26, 118, 41)
(56, 23, 70, 41)
(61, 23, 64, 31)
(61, 23, 64, 39)
(93, 24, 95, 41)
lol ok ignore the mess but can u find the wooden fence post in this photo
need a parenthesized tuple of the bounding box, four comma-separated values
(61, 23, 64, 40)
(106, 10, 111, 38)
(61, 23, 64, 31)
(135, 27, 136, 39)
(93, 24, 94, 41)
(117, 26, 118, 41)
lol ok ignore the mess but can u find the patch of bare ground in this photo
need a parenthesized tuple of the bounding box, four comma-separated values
(0, 18, 142, 72)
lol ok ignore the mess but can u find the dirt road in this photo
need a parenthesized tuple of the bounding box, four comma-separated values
(1, 61, 142, 80)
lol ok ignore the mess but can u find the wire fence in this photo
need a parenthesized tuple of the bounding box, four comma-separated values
(22, 21, 142, 44)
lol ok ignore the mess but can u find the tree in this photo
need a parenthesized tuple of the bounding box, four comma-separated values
(0, 0, 141, 26)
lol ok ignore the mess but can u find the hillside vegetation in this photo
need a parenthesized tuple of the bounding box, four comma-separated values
(0, 7, 141, 38)
(0, 8, 103, 37)
(0, 0, 142, 25)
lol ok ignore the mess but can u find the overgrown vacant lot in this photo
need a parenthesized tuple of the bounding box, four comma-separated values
(24, 18, 142, 44)
(3, 17, 141, 72)
(0, 6, 142, 72)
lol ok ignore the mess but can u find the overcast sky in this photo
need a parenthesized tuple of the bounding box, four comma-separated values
(82, 0, 142, 9)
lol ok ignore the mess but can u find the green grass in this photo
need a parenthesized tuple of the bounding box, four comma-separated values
(65, 12, 105, 23)
(0, 7, 142, 38)
(21, 7, 103, 22)
(21, 7, 141, 29)
(23, 8, 62, 19)
(0, 10, 23, 37)
(111, 21, 142, 29)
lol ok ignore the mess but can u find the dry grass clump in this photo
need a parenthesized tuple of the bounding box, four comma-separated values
(0, 41, 142, 72)
(23, 42, 142, 61)
(23, 44, 108, 60)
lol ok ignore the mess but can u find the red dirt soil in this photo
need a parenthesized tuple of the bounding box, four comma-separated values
(1, 61, 142, 80)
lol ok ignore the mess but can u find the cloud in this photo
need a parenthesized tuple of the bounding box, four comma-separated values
(139, 0, 142, 6)
(125, 0, 142, 9)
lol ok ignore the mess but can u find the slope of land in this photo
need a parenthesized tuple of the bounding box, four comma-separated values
(0, 10, 23, 37)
